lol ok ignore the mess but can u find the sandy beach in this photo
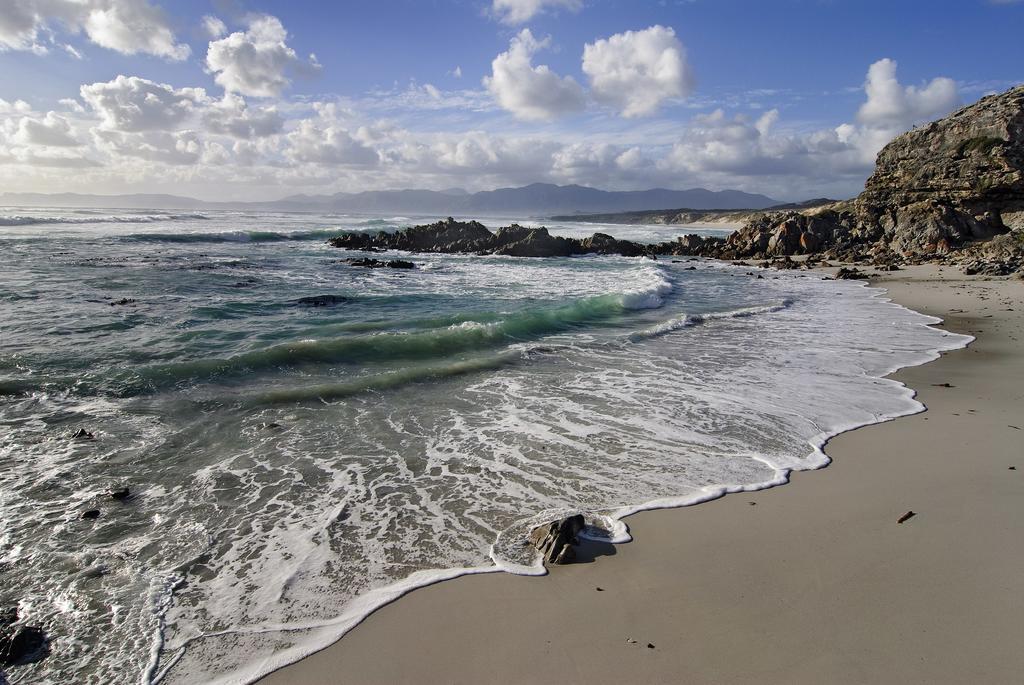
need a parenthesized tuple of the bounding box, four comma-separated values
(260, 264, 1024, 685)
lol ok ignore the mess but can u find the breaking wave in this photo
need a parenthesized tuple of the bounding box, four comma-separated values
(0, 213, 209, 226)
(122, 229, 340, 243)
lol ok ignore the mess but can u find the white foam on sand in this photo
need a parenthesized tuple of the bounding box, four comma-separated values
(148, 282, 972, 685)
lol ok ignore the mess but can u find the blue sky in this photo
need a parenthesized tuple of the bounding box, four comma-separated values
(1, 0, 1022, 201)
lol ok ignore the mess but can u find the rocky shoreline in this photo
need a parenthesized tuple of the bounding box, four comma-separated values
(328, 85, 1024, 277)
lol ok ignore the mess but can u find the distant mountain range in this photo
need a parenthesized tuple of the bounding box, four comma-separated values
(0, 183, 781, 216)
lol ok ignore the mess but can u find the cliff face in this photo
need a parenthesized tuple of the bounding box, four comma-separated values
(858, 84, 1024, 252)
(718, 85, 1024, 262)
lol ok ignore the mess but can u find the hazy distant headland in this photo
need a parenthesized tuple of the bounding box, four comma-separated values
(0, 183, 780, 216)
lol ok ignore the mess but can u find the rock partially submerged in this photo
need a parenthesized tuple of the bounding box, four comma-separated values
(529, 514, 585, 566)
(1, 607, 47, 666)
(295, 295, 347, 307)
(329, 217, 650, 258)
(835, 267, 870, 280)
(344, 258, 415, 269)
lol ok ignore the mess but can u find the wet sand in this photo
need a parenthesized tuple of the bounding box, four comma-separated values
(260, 265, 1024, 685)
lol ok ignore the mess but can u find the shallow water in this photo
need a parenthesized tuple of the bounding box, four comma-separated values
(0, 208, 969, 684)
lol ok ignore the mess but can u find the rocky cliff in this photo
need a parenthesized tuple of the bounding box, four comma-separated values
(858, 84, 1024, 252)
(719, 85, 1024, 263)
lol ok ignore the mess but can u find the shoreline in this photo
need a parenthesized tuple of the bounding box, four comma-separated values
(258, 264, 1023, 685)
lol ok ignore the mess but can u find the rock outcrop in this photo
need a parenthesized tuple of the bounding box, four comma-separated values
(858, 86, 1024, 252)
(330, 217, 652, 258)
(705, 85, 1024, 266)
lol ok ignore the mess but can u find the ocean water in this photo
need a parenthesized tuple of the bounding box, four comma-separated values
(0, 207, 970, 684)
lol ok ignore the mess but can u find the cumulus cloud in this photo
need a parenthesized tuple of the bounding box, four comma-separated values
(285, 119, 379, 166)
(0, 53, 967, 202)
(856, 58, 960, 129)
(206, 15, 317, 98)
(93, 128, 202, 165)
(0, 98, 33, 115)
(658, 108, 845, 177)
(0, 0, 190, 60)
(15, 112, 82, 147)
(202, 94, 283, 139)
(582, 25, 693, 117)
(80, 75, 206, 132)
(492, 0, 582, 25)
(202, 15, 227, 39)
(484, 29, 585, 121)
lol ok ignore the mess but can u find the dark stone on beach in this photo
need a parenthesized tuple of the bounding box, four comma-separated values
(71, 428, 94, 440)
(897, 510, 916, 524)
(835, 267, 869, 280)
(295, 295, 347, 307)
(1, 608, 47, 666)
(109, 487, 130, 501)
(932, 382, 955, 388)
(595, 587, 604, 591)
(81, 509, 100, 520)
(647, 643, 656, 649)
(529, 514, 585, 566)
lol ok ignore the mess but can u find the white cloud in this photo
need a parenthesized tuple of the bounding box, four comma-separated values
(285, 118, 379, 166)
(0, 55, 968, 203)
(0, 98, 33, 115)
(856, 58, 960, 129)
(582, 25, 693, 118)
(93, 128, 202, 165)
(202, 94, 283, 139)
(81, 0, 190, 60)
(202, 15, 227, 39)
(492, 0, 582, 25)
(15, 112, 82, 147)
(0, 0, 190, 60)
(80, 75, 207, 132)
(206, 15, 317, 98)
(484, 29, 585, 121)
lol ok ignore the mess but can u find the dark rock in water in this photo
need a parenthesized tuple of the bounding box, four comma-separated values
(493, 225, 574, 257)
(71, 428, 94, 440)
(345, 258, 416, 269)
(295, 295, 347, 307)
(328, 217, 654, 259)
(109, 298, 136, 306)
(529, 514, 585, 566)
(109, 487, 130, 501)
(835, 267, 869, 280)
(1, 608, 47, 666)
(81, 509, 100, 520)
